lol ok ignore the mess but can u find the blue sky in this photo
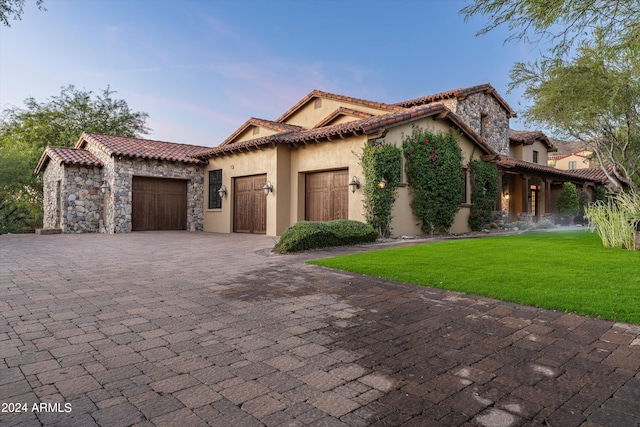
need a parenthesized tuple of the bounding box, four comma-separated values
(0, 0, 542, 148)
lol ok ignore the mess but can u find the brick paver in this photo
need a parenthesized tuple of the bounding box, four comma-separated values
(1, 231, 640, 426)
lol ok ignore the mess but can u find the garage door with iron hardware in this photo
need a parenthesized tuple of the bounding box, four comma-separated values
(234, 174, 267, 234)
(132, 177, 187, 231)
(305, 170, 348, 222)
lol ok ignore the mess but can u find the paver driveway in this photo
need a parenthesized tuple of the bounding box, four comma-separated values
(1, 231, 640, 427)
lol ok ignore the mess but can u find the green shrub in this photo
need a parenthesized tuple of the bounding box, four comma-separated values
(513, 221, 533, 230)
(274, 220, 379, 253)
(535, 219, 556, 229)
(557, 182, 580, 218)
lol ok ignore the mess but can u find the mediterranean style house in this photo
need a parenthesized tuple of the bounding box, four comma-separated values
(35, 83, 606, 235)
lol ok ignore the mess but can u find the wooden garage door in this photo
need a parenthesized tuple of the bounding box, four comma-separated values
(305, 170, 348, 221)
(132, 177, 187, 231)
(234, 174, 267, 234)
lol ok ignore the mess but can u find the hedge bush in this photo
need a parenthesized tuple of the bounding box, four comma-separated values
(273, 220, 379, 253)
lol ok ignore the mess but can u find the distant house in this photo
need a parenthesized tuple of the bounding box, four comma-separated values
(549, 149, 595, 170)
(36, 83, 606, 235)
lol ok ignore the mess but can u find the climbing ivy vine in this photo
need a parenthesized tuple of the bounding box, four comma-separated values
(468, 159, 498, 231)
(403, 126, 464, 235)
(361, 142, 402, 237)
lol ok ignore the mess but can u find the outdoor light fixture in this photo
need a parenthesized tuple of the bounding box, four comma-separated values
(217, 185, 227, 198)
(263, 181, 273, 196)
(100, 182, 109, 194)
(504, 190, 510, 200)
(348, 176, 360, 193)
(378, 177, 387, 189)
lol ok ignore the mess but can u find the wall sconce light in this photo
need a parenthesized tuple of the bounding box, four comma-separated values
(217, 185, 227, 198)
(100, 182, 110, 194)
(504, 190, 510, 200)
(378, 177, 387, 189)
(263, 181, 273, 196)
(348, 176, 360, 193)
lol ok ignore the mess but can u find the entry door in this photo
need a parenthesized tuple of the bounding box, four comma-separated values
(132, 177, 187, 231)
(305, 170, 348, 221)
(234, 174, 267, 234)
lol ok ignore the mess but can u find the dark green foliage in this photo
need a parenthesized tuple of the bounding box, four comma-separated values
(0, 85, 149, 233)
(273, 220, 379, 253)
(1, 0, 46, 27)
(557, 182, 580, 217)
(361, 143, 402, 237)
(468, 160, 499, 231)
(403, 126, 464, 235)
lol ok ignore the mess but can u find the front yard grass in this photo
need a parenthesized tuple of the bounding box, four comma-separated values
(309, 231, 640, 324)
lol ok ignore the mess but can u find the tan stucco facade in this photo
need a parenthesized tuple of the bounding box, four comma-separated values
(204, 116, 484, 237)
(204, 135, 368, 236)
(549, 150, 593, 170)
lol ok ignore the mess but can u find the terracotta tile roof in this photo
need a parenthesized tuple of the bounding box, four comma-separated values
(567, 167, 610, 182)
(394, 83, 517, 118)
(275, 89, 403, 123)
(35, 146, 103, 174)
(495, 156, 606, 183)
(548, 150, 592, 160)
(314, 107, 374, 128)
(197, 104, 496, 158)
(509, 129, 556, 152)
(78, 132, 208, 164)
(219, 118, 303, 146)
(548, 153, 571, 161)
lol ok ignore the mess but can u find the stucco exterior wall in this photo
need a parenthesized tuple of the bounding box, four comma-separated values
(204, 147, 278, 235)
(203, 135, 368, 236)
(231, 126, 280, 144)
(551, 153, 592, 170)
(366, 117, 483, 236)
(520, 140, 549, 164)
(283, 98, 388, 128)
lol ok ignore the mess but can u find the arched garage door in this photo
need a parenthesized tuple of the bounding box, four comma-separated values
(132, 177, 187, 231)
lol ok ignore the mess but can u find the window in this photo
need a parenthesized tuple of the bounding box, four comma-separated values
(568, 161, 577, 170)
(533, 150, 539, 164)
(314, 98, 322, 109)
(208, 169, 222, 209)
(480, 113, 489, 139)
(461, 168, 468, 204)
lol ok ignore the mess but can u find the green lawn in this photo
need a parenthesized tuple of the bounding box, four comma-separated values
(309, 231, 640, 324)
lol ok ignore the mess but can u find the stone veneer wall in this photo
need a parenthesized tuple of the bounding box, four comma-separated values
(42, 161, 65, 229)
(448, 93, 511, 156)
(83, 141, 205, 233)
(42, 161, 104, 232)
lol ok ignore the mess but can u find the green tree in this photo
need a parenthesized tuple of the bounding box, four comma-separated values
(461, 0, 640, 57)
(462, 0, 640, 194)
(403, 126, 464, 236)
(510, 36, 640, 193)
(1, 0, 45, 26)
(557, 182, 581, 219)
(0, 85, 150, 232)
